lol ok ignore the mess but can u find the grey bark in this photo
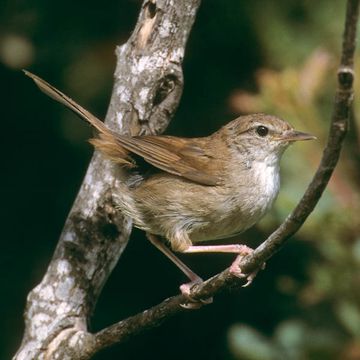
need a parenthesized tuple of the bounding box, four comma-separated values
(14, 1, 201, 359)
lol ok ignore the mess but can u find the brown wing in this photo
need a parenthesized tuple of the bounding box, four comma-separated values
(116, 135, 223, 186)
(24, 70, 223, 186)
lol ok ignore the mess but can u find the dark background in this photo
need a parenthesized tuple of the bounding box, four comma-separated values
(1, 1, 360, 359)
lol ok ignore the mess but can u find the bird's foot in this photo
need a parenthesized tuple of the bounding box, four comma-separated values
(229, 247, 266, 287)
(179, 279, 213, 309)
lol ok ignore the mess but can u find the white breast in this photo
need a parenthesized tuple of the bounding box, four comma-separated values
(223, 156, 281, 234)
(251, 159, 280, 209)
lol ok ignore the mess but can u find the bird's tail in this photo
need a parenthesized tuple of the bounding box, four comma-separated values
(23, 70, 134, 167)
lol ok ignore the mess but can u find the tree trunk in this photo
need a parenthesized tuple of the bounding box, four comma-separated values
(14, 1, 201, 359)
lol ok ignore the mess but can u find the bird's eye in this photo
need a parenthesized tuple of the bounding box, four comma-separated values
(256, 125, 269, 137)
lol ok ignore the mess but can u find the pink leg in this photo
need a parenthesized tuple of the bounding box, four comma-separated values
(146, 233, 201, 282)
(182, 243, 263, 286)
(146, 233, 212, 308)
(182, 244, 253, 255)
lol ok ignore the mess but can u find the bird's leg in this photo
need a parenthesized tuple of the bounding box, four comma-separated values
(146, 233, 213, 309)
(147, 233, 202, 283)
(182, 244, 253, 254)
(182, 244, 264, 286)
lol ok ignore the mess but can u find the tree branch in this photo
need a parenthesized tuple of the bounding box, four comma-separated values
(14, 1, 201, 359)
(90, 0, 359, 352)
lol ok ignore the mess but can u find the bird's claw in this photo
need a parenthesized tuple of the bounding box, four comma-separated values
(179, 279, 213, 309)
(229, 251, 266, 287)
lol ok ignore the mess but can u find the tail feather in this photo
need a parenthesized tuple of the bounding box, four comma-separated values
(24, 70, 134, 167)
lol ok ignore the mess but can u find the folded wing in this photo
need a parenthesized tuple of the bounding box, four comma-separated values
(25, 70, 222, 186)
(116, 135, 222, 185)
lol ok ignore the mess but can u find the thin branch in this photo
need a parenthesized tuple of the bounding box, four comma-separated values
(92, 0, 359, 351)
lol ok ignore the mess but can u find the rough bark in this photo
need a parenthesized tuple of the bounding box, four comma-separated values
(14, 1, 201, 359)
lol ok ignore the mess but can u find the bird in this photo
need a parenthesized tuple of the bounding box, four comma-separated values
(24, 70, 315, 305)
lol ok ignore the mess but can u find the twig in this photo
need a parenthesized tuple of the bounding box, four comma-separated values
(92, 0, 359, 352)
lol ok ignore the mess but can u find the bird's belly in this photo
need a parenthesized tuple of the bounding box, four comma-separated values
(189, 196, 271, 242)
(190, 165, 280, 242)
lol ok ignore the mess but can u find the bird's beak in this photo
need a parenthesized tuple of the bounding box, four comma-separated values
(279, 130, 317, 142)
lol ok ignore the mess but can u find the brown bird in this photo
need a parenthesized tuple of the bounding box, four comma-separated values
(25, 71, 315, 306)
